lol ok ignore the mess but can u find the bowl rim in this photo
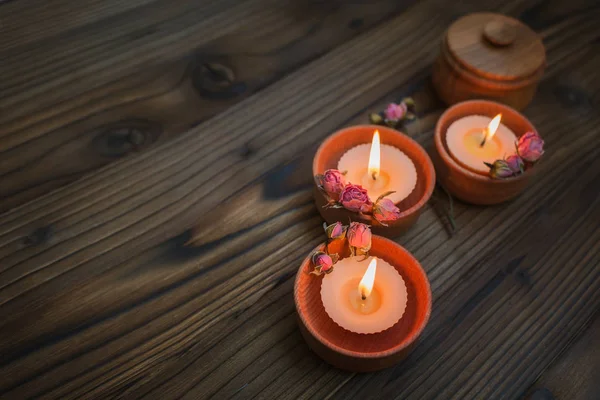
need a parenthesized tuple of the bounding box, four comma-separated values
(312, 124, 436, 220)
(434, 100, 538, 183)
(294, 235, 432, 359)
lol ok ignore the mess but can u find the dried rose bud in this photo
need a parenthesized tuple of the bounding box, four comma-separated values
(319, 169, 346, 201)
(324, 222, 346, 240)
(506, 154, 524, 174)
(384, 102, 408, 122)
(517, 131, 545, 163)
(347, 222, 372, 253)
(311, 251, 334, 275)
(339, 184, 373, 213)
(318, 169, 345, 198)
(373, 198, 401, 224)
(485, 159, 514, 179)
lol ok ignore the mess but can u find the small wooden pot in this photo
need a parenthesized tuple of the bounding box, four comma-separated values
(313, 125, 435, 238)
(432, 100, 538, 205)
(432, 13, 546, 111)
(294, 236, 432, 372)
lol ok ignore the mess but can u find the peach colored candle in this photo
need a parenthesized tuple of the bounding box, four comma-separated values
(446, 114, 518, 174)
(321, 256, 407, 334)
(338, 130, 417, 204)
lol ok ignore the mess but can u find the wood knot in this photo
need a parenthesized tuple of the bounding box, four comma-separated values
(192, 62, 247, 100)
(91, 120, 161, 158)
(514, 268, 532, 287)
(239, 142, 255, 159)
(23, 226, 53, 247)
(483, 20, 516, 46)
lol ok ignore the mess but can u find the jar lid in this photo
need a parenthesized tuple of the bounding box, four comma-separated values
(446, 13, 545, 81)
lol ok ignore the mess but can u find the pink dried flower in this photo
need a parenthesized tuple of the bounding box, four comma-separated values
(384, 102, 408, 121)
(517, 132, 545, 163)
(319, 169, 346, 201)
(506, 154, 524, 174)
(324, 222, 346, 240)
(486, 159, 515, 179)
(347, 222, 372, 253)
(339, 184, 373, 213)
(311, 251, 334, 275)
(373, 198, 401, 224)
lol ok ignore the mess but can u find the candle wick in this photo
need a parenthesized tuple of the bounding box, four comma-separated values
(480, 129, 488, 148)
(371, 171, 377, 181)
(361, 294, 367, 300)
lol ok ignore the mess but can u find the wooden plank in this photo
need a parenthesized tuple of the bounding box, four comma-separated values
(0, 0, 417, 212)
(0, 0, 598, 398)
(0, 0, 449, 302)
(0, 0, 263, 123)
(0, 0, 156, 52)
(525, 312, 600, 400)
(0, 0, 417, 127)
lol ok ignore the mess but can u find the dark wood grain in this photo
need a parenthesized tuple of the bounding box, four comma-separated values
(0, 0, 599, 399)
(525, 312, 600, 400)
(0, 0, 416, 212)
(0, 0, 157, 52)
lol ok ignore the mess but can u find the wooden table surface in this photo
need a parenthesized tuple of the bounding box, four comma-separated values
(1, 0, 599, 399)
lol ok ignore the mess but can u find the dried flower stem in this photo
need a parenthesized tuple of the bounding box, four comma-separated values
(442, 185, 457, 231)
(434, 183, 456, 233)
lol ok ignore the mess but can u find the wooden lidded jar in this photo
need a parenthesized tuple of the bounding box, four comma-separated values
(432, 13, 546, 111)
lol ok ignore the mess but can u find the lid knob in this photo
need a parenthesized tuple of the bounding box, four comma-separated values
(483, 20, 517, 46)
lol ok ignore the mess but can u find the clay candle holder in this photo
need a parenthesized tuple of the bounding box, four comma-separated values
(313, 125, 435, 238)
(294, 235, 432, 372)
(432, 100, 538, 205)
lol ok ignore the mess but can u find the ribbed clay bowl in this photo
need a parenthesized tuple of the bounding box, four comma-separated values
(294, 236, 432, 372)
(313, 125, 435, 238)
(432, 100, 538, 205)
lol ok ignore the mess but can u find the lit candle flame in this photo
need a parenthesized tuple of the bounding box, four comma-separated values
(480, 114, 502, 147)
(368, 130, 381, 180)
(359, 258, 377, 300)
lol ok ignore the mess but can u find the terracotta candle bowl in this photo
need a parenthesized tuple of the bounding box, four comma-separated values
(432, 100, 538, 205)
(313, 125, 435, 238)
(294, 236, 432, 372)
